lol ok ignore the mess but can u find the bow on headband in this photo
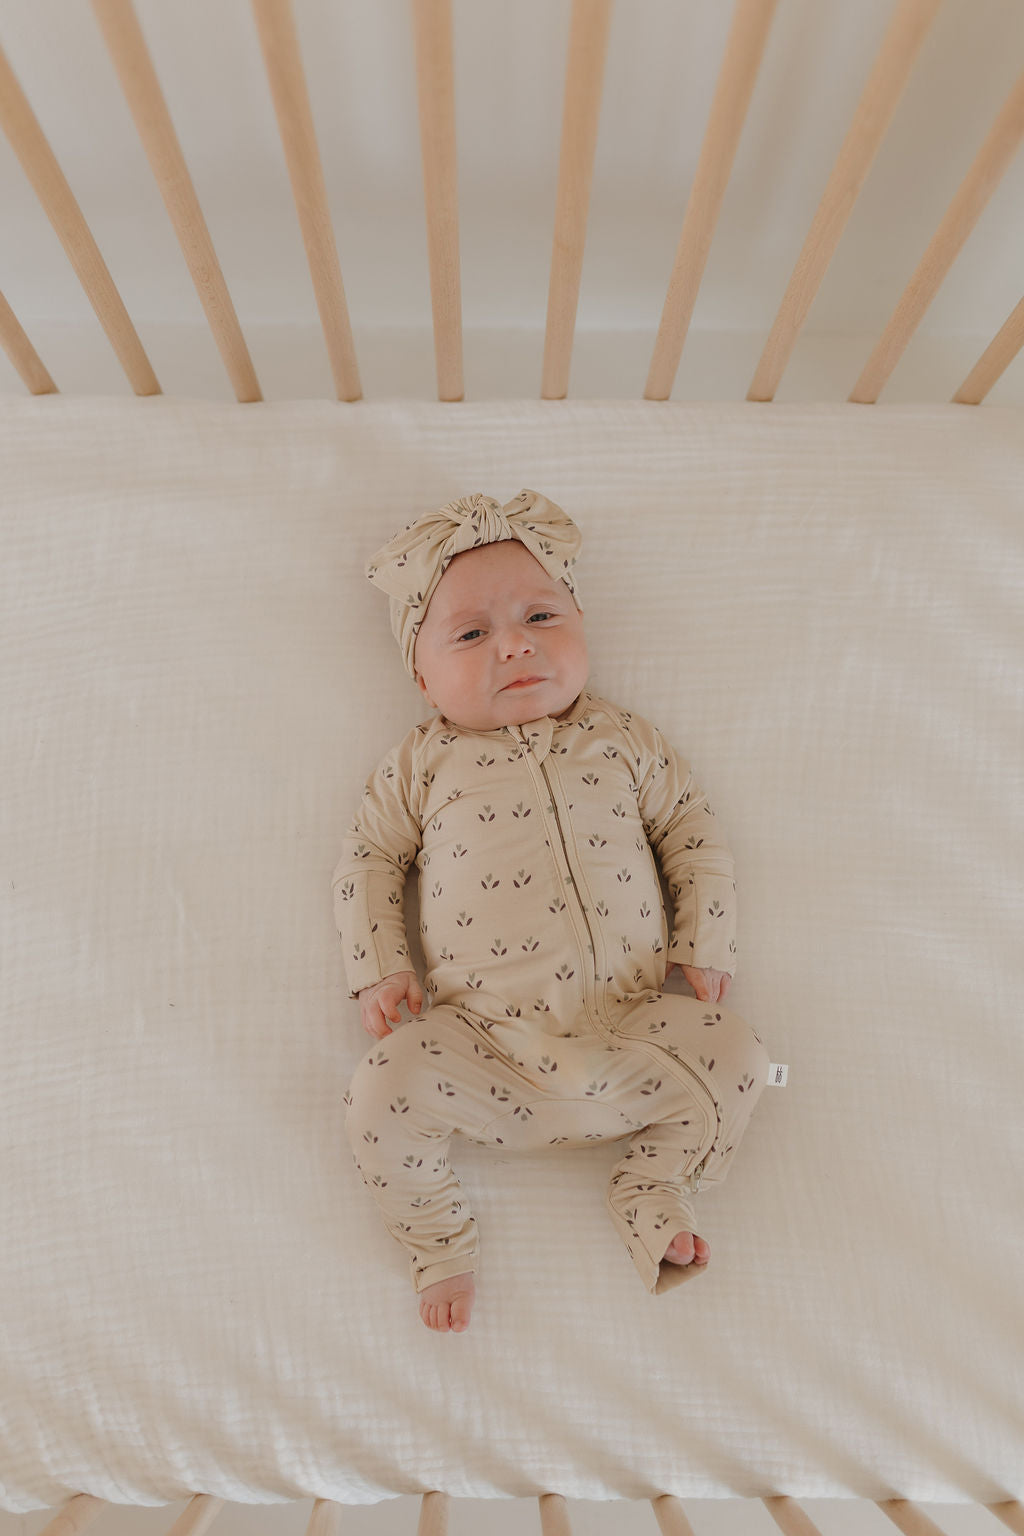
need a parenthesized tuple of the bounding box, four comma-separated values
(366, 490, 583, 679)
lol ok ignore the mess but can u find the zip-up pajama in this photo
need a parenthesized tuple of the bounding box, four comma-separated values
(333, 688, 768, 1294)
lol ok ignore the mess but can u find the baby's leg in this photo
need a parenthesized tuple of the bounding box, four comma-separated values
(605, 1093, 712, 1293)
(645, 993, 770, 1195)
(344, 1007, 532, 1332)
(607, 994, 769, 1293)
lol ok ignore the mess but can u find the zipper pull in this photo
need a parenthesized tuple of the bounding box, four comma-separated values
(689, 1159, 705, 1194)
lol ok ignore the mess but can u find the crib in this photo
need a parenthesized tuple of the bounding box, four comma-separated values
(2, 4, 1022, 1536)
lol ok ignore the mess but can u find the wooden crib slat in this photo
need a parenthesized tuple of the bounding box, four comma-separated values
(417, 1491, 450, 1536)
(762, 1497, 826, 1536)
(540, 0, 613, 401)
(643, 0, 778, 401)
(850, 63, 1024, 404)
(0, 286, 58, 393)
(747, 0, 939, 403)
(91, 0, 262, 403)
(411, 0, 463, 402)
(0, 41, 160, 395)
(164, 1495, 226, 1536)
(651, 1495, 698, 1536)
(538, 1493, 573, 1536)
(987, 1505, 1024, 1536)
(952, 291, 1024, 404)
(305, 1499, 343, 1536)
(877, 1501, 952, 1536)
(38, 1496, 108, 1536)
(251, 0, 362, 403)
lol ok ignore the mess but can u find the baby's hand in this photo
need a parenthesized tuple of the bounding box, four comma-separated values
(678, 965, 732, 1005)
(359, 971, 424, 1038)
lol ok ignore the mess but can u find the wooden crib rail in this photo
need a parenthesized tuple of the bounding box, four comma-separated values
(644, 0, 777, 403)
(0, 284, 55, 394)
(410, 0, 462, 404)
(31, 1494, 1024, 1536)
(988, 1509, 1024, 1536)
(745, 0, 939, 404)
(0, 35, 159, 396)
(540, 0, 613, 404)
(91, 0, 263, 403)
(252, 0, 361, 402)
(849, 60, 1024, 404)
(1, 0, 1022, 404)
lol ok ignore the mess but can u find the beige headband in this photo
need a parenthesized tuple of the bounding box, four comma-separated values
(366, 490, 583, 679)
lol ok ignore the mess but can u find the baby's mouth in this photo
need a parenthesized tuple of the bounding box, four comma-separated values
(503, 677, 545, 689)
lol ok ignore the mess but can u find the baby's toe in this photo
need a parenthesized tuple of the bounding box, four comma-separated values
(418, 1273, 474, 1332)
(664, 1232, 695, 1266)
(450, 1298, 471, 1333)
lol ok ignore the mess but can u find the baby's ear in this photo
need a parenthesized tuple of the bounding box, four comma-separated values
(415, 672, 436, 708)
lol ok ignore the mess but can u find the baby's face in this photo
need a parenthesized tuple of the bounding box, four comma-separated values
(413, 541, 589, 731)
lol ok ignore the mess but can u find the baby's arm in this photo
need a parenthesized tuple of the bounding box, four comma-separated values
(359, 971, 424, 1039)
(332, 732, 424, 1002)
(629, 711, 737, 980)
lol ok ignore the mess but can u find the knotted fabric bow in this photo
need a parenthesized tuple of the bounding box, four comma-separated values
(366, 489, 583, 679)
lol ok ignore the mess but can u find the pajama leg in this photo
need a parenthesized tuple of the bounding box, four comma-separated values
(606, 993, 770, 1293)
(344, 1007, 539, 1293)
(345, 995, 768, 1298)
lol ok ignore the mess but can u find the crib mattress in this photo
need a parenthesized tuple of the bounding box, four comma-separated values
(1, 396, 1022, 1510)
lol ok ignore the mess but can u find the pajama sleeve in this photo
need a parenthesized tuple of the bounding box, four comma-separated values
(331, 730, 424, 999)
(626, 711, 737, 977)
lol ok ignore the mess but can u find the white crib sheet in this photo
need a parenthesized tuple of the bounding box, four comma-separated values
(1, 397, 1022, 1511)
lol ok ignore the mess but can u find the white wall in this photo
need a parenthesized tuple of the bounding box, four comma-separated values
(1, 0, 1023, 404)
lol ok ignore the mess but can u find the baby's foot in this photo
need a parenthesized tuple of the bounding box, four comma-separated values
(419, 1272, 475, 1333)
(662, 1232, 710, 1270)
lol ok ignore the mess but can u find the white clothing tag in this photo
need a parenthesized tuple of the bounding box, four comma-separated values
(767, 1062, 789, 1087)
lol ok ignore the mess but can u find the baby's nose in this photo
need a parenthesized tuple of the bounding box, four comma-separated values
(499, 624, 536, 658)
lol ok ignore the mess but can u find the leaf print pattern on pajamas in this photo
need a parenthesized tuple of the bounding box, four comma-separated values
(333, 688, 769, 1295)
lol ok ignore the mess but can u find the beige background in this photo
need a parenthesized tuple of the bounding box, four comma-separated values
(2, 0, 1023, 1530)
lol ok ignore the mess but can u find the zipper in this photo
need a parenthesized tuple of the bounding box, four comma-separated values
(507, 725, 604, 1026)
(507, 726, 719, 1172)
(536, 750, 608, 1023)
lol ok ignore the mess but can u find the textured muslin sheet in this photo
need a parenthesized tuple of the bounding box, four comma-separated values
(1, 397, 1022, 1511)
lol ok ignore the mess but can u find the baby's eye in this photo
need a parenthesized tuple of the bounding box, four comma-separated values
(457, 628, 483, 642)
(528, 611, 554, 623)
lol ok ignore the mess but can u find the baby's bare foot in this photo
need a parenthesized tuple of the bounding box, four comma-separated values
(419, 1272, 475, 1333)
(662, 1232, 710, 1269)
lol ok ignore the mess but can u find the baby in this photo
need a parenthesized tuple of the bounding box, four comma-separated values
(332, 490, 769, 1333)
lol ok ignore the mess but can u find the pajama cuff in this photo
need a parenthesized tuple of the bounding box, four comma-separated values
(652, 1252, 707, 1294)
(605, 1190, 705, 1296)
(411, 1251, 479, 1294)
